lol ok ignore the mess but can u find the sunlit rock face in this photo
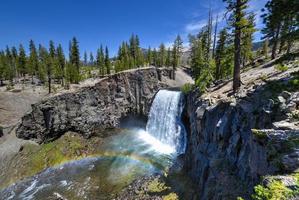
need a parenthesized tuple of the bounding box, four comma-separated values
(16, 67, 172, 143)
(183, 89, 299, 200)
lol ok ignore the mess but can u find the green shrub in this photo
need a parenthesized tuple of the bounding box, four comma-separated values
(290, 78, 299, 88)
(252, 129, 268, 140)
(275, 63, 288, 72)
(252, 180, 293, 200)
(260, 74, 268, 82)
(181, 83, 194, 94)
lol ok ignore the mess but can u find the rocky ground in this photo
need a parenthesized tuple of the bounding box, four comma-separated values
(115, 173, 197, 200)
(0, 84, 48, 134)
(163, 67, 194, 88)
(205, 54, 299, 105)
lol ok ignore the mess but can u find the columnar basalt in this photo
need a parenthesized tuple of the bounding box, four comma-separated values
(183, 88, 299, 199)
(16, 67, 172, 143)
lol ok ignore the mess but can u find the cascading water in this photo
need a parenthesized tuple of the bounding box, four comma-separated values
(0, 90, 188, 200)
(145, 90, 186, 154)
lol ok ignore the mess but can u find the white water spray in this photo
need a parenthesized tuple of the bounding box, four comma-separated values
(145, 90, 186, 154)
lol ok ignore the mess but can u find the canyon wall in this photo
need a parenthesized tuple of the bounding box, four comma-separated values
(184, 87, 299, 199)
(16, 67, 172, 143)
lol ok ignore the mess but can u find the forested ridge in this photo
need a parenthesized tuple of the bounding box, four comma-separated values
(0, 0, 298, 94)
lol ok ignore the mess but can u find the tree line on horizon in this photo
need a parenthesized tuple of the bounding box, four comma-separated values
(0, 37, 83, 93)
(188, 0, 298, 92)
(0, 33, 183, 93)
(0, 0, 298, 94)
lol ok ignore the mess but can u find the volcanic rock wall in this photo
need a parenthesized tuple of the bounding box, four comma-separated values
(16, 67, 172, 143)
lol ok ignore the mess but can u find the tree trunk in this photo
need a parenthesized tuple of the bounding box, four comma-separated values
(279, 39, 285, 54)
(48, 77, 51, 94)
(215, 59, 220, 80)
(271, 23, 281, 60)
(172, 67, 176, 80)
(207, 9, 212, 62)
(212, 15, 218, 59)
(286, 40, 292, 54)
(233, 0, 242, 93)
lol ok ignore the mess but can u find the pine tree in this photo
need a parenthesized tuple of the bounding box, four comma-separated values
(206, 9, 213, 62)
(49, 40, 56, 58)
(215, 29, 228, 80)
(136, 35, 144, 67)
(129, 34, 143, 67)
(38, 44, 51, 92)
(96, 45, 105, 75)
(212, 15, 219, 58)
(152, 48, 158, 67)
(38, 44, 47, 82)
(129, 34, 137, 67)
(0, 51, 5, 86)
(147, 47, 153, 65)
(241, 13, 256, 67)
(11, 46, 18, 80)
(189, 34, 204, 79)
(224, 0, 249, 92)
(89, 52, 94, 66)
(262, 0, 283, 59)
(165, 48, 172, 67)
(84, 51, 88, 66)
(70, 37, 80, 83)
(56, 44, 65, 86)
(18, 44, 27, 83)
(47, 41, 56, 93)
(28, 40, 39, 83)
(172, 35, 183, 78)
(189, 27, 215, 91)
(105, 46, 111, 75)
(158, 43, 166, 67)
(279, 0, 298, 54)
(4, 46, 14, 85)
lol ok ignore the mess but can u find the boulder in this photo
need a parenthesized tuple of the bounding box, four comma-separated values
(282, 149, 299, 172)
(281, 91, 292, 100)
(273, 121, 298, 130)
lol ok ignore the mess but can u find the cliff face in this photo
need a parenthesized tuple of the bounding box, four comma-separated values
(184, 87, 299, 199)
(16, 67, 172, 143)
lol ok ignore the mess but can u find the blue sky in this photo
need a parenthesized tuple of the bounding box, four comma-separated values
(0, 0, 268, 57)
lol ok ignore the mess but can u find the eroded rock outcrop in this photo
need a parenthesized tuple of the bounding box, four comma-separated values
(183, 86, 299, 199)
(16, 67, 172, 143)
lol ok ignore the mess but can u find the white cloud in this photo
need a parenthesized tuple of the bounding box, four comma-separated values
(185, 20, 207, 33)
(184, 9, 226, 36)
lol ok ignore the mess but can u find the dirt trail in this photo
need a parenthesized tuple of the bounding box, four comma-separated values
(204, 57, 299, 102)
(164, 67, 194, 87)
(0, 85, 48, 129)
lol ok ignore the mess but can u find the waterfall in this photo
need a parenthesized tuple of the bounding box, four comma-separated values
(146, 90, 186, 154)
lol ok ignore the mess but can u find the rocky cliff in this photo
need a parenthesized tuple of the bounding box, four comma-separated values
(16, 67, 172, 143)
(183, 76, 299, 199)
